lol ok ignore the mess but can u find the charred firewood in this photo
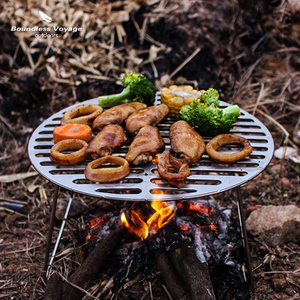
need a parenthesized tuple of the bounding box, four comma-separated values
(43, 273, 62, 300)
(146, 235, 190, 300)
(163, 220, 216, 300)
(61, 225, 127, 300)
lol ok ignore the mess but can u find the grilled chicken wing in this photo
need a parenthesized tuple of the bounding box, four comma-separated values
(170, 120, 205, 164)
(86, 124, 127, 159)
(92, 102, 147, 131)
(125, 125, 165, 165)
(126, 104, 169, 135)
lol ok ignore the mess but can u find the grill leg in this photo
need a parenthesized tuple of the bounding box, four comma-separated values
(46, 195, 73, 278)
(235, 186, 255, 294)
(42, 184, 59, 281)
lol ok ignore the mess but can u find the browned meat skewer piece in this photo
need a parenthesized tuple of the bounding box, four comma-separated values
(170, 120, 205, 164)
(92, 102, 147, 131)
(126, 104, 169, 135)
(152, 150, 190, 188)
(86, 124, 127, 159)
(125, 125, 165, 165)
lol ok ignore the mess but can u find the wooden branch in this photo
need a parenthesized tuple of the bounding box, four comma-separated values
(168, 239, 216, 300)
(146, 236, 190, 300)
(163, 220, 216, 300)
(43, 273, 62, 300)
(61, 225, 127, 300)
(157, 250, 190, 300)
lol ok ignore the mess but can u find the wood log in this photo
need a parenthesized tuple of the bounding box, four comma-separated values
(43, 273, 62, 300)
(61, 225, 127, 300)
(146, 236, 190, 300)
(168, 240, 216, 300)
(163, 220, 216, 300)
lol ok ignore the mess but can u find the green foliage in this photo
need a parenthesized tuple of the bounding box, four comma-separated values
(261, 198, 270, 206)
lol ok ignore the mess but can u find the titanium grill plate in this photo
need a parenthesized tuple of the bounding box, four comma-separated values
(28, 93, 274, 201)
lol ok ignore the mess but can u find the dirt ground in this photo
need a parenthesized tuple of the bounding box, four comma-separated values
(0, 0, 300, 299)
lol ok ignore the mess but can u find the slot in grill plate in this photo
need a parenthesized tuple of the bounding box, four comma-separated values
(28, 94, 274, 201)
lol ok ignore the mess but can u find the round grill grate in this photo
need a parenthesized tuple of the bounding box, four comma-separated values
(28, 94, 274, 201)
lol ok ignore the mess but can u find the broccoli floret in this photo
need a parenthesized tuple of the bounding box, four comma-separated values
(199, 88, 220, 106)
(98, 72, 156, 108)
(179, 100, 240, 136)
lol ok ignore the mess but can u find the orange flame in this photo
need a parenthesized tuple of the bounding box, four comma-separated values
(121, 201, 176, 239)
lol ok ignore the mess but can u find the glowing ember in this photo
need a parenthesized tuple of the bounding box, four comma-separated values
(86, 215, 108, 241)
(88, 216, 108, 229)
(197, 223, 218, 233)
(177, 200, 218, 233)
(180, 225, 190, 231)
(177, 201, 213, 216)
(121, 201, 176, 239)
(209, 223, 218, 232)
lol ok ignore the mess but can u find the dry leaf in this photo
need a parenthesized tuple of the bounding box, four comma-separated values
(159, 74, 174, 87)
(17, 67, 34, 78)
(148, 45, 162, 61)
(274, 146, 300, 163)
(46, 65, 74, 84)
(0, 172, 38, 183)
(109, 11, 129, 24)
(68, 58, 102, 75)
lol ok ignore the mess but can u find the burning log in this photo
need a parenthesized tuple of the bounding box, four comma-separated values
(146, 236, 190, 300)
(163, 220, 216, 300)
(61, 225, 127, 300)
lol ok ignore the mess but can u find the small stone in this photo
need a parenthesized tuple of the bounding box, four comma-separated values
(246, 205, 300, 247)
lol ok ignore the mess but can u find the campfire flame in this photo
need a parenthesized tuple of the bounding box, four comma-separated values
(86, 199, 218, 243)
(121, 201, 176, 239)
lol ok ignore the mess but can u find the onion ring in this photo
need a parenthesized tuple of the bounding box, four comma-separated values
(50, 139, 88, 165)
(153, 151, 190, 188)
(61, 104, 103, 126)
(206, 134, 253, 163)
(84, 156, 130, 183)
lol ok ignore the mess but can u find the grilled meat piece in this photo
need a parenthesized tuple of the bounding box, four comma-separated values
(153, 150, 190, 188)
(126, 104, 169, 135)
(86, 124, 127, 159)
(92, 102, 147, 131)
(125, 125, 165, 165)
(170, 120, 205, 164)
